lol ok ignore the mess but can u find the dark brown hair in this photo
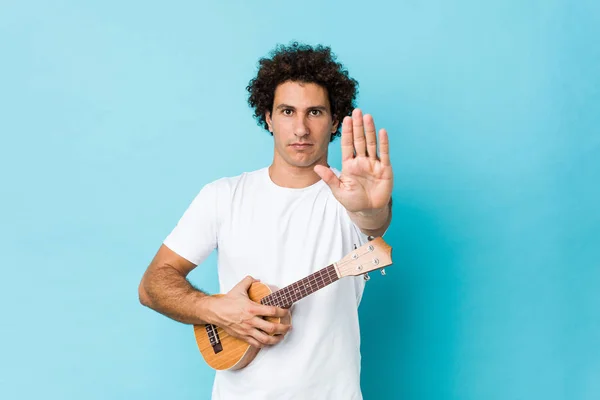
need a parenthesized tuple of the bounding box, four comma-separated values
(246, 42, 359, 142)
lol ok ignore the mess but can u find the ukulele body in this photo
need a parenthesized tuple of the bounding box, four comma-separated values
(192, 237, 393, 371)
(193, 281, 290, 371)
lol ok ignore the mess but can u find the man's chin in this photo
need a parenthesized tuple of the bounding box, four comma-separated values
(279, 149, 325, 169)
(286, 153, 315, 167)
(288, 158, 320, 169)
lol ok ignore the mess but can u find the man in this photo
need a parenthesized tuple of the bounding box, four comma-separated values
(138, 42, 393, 399)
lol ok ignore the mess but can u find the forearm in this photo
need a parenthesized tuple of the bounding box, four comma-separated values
(348, 198, 392, 237)
(139, 264, 214, 325)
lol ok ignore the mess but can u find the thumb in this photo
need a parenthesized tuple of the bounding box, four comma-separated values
(233, 275, 259, 293)
(314, 165, 341, 195)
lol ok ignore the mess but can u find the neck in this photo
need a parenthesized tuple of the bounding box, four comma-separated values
(269, 155, 329, 189)
(260, 264, 339, 308)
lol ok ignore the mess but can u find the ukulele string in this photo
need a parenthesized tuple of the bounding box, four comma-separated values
(204, 250, 375, 343)
(209, 272, 337, 343)
(206, 270, 336, 343)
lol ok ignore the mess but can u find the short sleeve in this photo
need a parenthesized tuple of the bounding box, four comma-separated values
(163, 182, 220, 265)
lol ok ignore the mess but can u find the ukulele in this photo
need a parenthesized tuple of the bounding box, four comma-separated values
(193, 236, 393, 371)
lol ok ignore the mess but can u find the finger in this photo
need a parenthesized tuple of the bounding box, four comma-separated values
(237, 275, 258, 288)
(313, 165, 341, 196)
(249, 328, 283, 346)
(233, 275, 258, 294)
(224, 326, 262, 347)
(341, 116, 354, 161)
(364, 114, 378, 161)
(352, 108, 366, 157)
(253, 318, 291, 336)
(251, 316, 291, 336)
(243, 335, 263, 349)
(379, 128, 391, 166)
(251, 303, 289, 319)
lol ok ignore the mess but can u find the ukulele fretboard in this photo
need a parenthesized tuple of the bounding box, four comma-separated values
(260, 264, 339, 308)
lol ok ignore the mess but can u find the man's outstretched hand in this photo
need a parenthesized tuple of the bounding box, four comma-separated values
(314, 108, 393, 214)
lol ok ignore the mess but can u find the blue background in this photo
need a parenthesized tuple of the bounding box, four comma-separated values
(1, 1, 599, 399)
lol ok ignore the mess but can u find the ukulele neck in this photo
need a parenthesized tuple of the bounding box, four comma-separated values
(260, 264, 339, 308)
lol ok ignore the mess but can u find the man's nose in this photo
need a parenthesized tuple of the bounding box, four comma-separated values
(293, 115, 309, 137)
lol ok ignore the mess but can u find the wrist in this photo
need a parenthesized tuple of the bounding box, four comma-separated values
(196, 294, 218, 325)
(347, 198, 392, 234)
(351, 198, 392, 217)
(351, 205, 388, 218)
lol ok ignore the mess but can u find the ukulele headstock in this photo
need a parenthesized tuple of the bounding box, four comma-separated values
(335, 236, 393, 278)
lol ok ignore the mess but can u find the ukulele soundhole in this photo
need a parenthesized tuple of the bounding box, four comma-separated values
(205, 324, 223, 354)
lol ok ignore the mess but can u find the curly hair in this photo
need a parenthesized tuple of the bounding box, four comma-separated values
(246, 42, 359, 142)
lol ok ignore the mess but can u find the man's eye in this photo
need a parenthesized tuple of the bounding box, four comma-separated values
(283, 109, 293, 115)
(310, 110, 321, 116)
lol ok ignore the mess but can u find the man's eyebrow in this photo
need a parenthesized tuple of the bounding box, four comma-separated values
(275, 103, 296, 110)
(275, 104, 328, 110)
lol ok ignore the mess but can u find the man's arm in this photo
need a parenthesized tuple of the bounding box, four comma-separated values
(138, 244, 292, 348)
(347, 197, 392, 238)
(314, 109, 394, 238)
(138, 244, 212, 325)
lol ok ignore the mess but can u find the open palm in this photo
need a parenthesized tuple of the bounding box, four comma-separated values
(315, 108, 393, 213)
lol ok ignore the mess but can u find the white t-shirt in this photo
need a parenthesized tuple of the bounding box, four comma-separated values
(164, 166, 373, 400)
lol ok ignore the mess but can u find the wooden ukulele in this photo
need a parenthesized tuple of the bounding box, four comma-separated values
(193, 236, 393, 371)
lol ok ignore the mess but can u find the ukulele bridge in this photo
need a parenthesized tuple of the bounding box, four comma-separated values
(205, 324, 223, 354)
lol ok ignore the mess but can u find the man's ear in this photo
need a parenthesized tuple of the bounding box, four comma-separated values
(331, 116, 339, 133)
(265, 111, 273, 132)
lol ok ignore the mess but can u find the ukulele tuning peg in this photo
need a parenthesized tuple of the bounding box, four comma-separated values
(364, 273, 370, 281)
(381, 269, 386, 276)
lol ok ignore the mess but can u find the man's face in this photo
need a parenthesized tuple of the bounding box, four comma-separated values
(266, 81, 339, 169)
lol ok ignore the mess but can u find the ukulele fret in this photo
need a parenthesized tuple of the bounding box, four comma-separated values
(260, 264, 339, 308)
